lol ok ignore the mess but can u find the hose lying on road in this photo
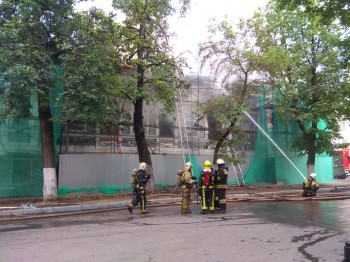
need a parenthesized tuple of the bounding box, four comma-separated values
(148, 194, 180, 199)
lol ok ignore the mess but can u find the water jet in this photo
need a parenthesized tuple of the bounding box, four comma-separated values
(243, 111, 306, 180)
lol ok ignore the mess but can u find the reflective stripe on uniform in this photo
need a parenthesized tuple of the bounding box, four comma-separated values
(201, 188, 207, 209)
(210, 195, 215, 210)
(215, 185, 227, 189)
(141, 195, 145, 210)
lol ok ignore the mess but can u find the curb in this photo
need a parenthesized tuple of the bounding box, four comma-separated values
(0, 201, 130, 218)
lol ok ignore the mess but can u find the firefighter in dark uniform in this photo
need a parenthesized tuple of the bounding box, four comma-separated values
(214, 158, 228, 213)
(198, 160, 215, 214)
(302, 173, 320, 197)
(128, 162, 151, 214)
(180, 162, 197, 214)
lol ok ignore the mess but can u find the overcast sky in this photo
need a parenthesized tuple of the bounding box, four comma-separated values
(77, 0, 268, 74)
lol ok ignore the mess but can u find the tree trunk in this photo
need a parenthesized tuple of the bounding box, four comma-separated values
(39, 106, 57, 201)
(133, 1, 154, 191)
(297, 119, 316, 177)
(31, 8, 57, 200)
(306, 131, 316, 176)
(213, 121, 235, 164)
(228, 144, 245, 186)
(307, 43, 318, 176)
(213, 76, 247, 165)
(134, 98, 155, 191)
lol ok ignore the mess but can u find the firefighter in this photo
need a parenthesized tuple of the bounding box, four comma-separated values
(302, 173, 320, 197)
(180, 162, 197, 214)
(214, 158, 228, 213)
(198, 160, 215, 214)
(128, 162, 151, 214)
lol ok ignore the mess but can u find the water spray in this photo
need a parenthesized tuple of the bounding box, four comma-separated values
(243, 111, 306, 180)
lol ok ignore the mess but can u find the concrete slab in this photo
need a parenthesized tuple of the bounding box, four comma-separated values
(53, 205, 82, 213)
(81, 203, 109, 211)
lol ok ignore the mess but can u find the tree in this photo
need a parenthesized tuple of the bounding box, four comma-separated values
(273, 0, 350, 74)
(58, 8, 127, 127)
(0, 1, 125, 200)
(111, 0, 190, 190)
(197, 85, 249, 179)
(258, 2, 350, 174)
(0, 0, 81, 200)
(274, 0, 350, 27)
(198, 18, 265, 166)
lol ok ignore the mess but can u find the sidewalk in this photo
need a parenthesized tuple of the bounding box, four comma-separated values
(1, 180, 350, 219)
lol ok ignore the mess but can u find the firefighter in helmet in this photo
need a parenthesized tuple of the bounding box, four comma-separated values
(198, 160, 215, 214)
(214, 158, 228, 213)
(303, 173, 320, 197)
(128, 162, 151, 214)
(180, 162, 197, 214)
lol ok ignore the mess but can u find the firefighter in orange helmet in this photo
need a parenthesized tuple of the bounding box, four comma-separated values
(198, 160, 215, 214)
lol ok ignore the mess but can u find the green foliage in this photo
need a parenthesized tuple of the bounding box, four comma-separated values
(273, 0, 350, 27)
(0, 1, 129, 128)
(0, 65, 35, 119)
(0, 0, 76, 119)
(217, 126, 249, 165)
(199, 17, 264, 87)
(59, 8, 126, 127)
(198, 87, 249, 164)
(103, 0, 192, 188)
(198, 17, 267, 163)
(112, 0, 190, 113)
(199, 94, 244, 127)
(259, 1, 350, 161)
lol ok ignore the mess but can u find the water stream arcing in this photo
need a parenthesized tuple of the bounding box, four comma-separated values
(243, 111, 306, 180)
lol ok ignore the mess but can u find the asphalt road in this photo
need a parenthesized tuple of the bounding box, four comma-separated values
(1, 200, 349, 262)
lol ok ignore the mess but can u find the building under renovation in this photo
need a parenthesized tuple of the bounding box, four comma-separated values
(0, 74, 337, 198)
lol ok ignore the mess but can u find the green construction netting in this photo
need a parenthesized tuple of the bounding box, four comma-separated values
(58, 186, 132, 195)
(0, 69, 62, 198)
(243, 96, 334, 185)
(186, 154, 202, 179)
(58, 184, 180, 195)
(0, 98, 44, 198)
(1, 78, 335, 197)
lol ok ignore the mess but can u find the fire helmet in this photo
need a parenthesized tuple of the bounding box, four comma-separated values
(204, 160, 212, 168)
(310, 173, 316, 179)
(185, 162, 192, 168)
(216, 158, 225, 165)
(139, 162, 148, 170)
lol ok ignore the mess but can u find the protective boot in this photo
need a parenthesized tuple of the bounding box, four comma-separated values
(219, 203, 226, 214)
(128, 204, 133, 213)
(182, 207, 191, 214)
(214, 195, 220, 210)
(200, 209, 208, 214)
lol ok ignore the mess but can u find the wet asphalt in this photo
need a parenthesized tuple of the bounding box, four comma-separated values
(0, 199, 349, 262)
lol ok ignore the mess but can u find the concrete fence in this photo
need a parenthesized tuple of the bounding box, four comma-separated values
(58, 154, 250, 190)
